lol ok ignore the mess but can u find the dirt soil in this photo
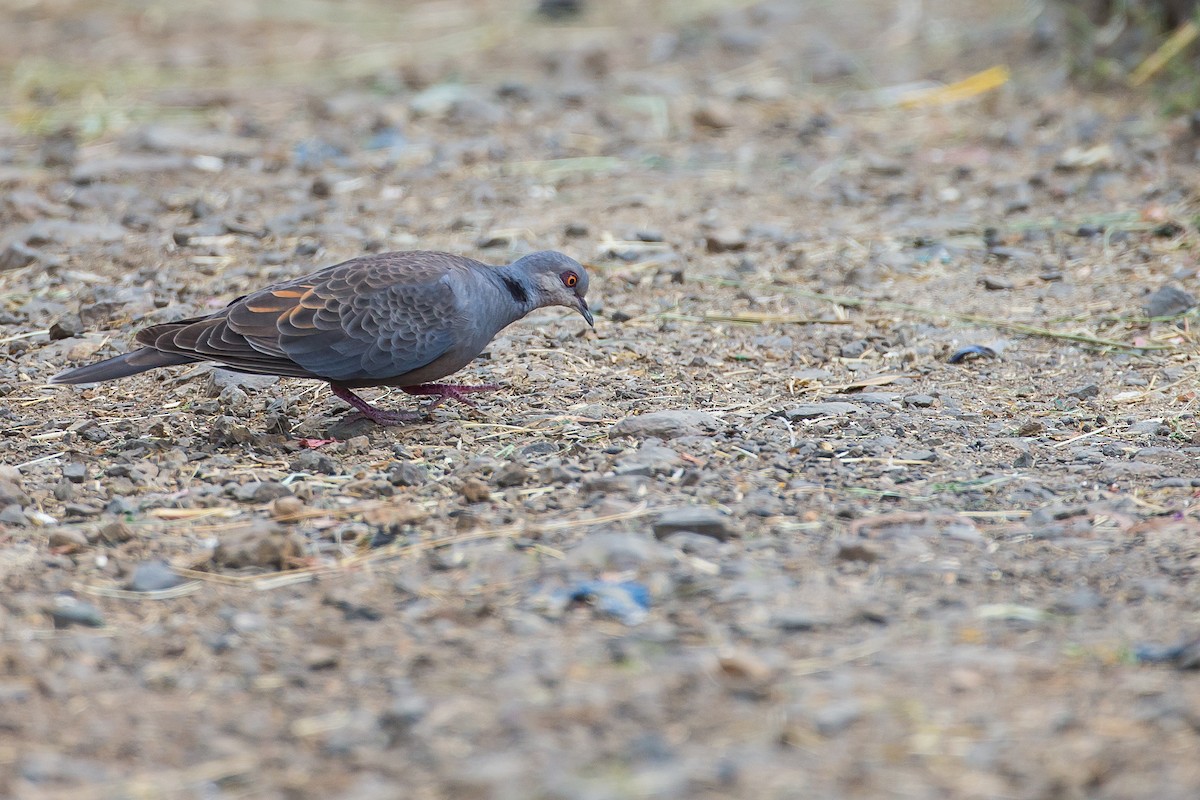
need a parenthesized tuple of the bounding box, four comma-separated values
(3, 1, 1200, 798)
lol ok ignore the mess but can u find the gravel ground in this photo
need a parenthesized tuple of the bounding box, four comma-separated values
(3, 1, 1200, 798)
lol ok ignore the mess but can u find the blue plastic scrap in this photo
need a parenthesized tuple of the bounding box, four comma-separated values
(1134, 638, 1200, 668)
(561, 580, 650, 626)
(365, 128, 408, 155)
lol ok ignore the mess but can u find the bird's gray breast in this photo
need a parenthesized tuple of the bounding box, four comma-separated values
(367, 274, 467, 376)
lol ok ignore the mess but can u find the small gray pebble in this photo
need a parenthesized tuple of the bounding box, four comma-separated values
(128, 560, 187, 593)
(1143, 285, 1196, 318)
(388, 461, 427, 486)
(741, 490, 782, 516)
(1152, 477, 1189, 489)
(902, 394, 936, 408)
(653, 507, 737, 541)
(662, 531, 726, 557)
(493, 462, 529, 488)
(232, 481, 291, 503)
(770, 609, 826, 632)
(1128, 419, 1168, 436)
(1067, 384, 1100, 400)
(63, 462, 87, 484)
(0, 505, 29, 526)
(291, 450, 340, 475)
(839, 339, 870, 358)
(53, 478, 73, 502)
(781, 402, 860, 420)
(49, 595, 104, 628)
(811, 700, 863, 736)
(519, 441, 559, 457)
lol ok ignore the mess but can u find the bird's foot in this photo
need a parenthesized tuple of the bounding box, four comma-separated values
(330, 385, 423, 426)
(401, 383, 500, 410)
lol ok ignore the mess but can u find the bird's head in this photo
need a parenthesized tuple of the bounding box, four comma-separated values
(512, 250, 594, 327)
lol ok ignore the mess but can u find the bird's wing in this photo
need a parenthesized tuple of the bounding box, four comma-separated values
(139, 254, 469, 383)
(137, 314, 323, 379)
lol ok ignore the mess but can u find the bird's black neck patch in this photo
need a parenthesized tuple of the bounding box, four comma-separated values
(502, 275, 529, 304)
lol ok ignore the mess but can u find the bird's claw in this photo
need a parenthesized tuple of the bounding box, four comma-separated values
(331, 384, 423, 426)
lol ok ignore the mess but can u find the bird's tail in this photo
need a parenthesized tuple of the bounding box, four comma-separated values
(49, 347, 198, 385)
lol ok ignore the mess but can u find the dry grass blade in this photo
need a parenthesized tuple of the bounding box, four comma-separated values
(0, 329, 48, 343)
(792, 640, 886, 676)
(898, 64, 1010, 107)
(1050, 425, 1117, 449)
(14, 451, 66, 470)
(165, 499, 407, 533)
(958, 510, 1032, 519)
(835, 374, 912, 391)
(169, 563, 337, 590)
(147, 507, 243, 521)
(505, 157, 622, 178)
(1113, 369, 1200, 403)
(81, 582, 203, 601)
(663, 311, 852, 325)
(1129, 19, 1200, 86)
(838, 456, 941, 466)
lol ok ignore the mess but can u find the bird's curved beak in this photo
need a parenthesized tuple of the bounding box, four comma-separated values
(577, 297, 594, 328)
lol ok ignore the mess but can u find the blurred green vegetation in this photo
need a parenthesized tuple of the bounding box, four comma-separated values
(1062, 0, 1200, 110)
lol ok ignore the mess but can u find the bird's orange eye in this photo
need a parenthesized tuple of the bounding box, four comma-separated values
(562, 272, 578, 288)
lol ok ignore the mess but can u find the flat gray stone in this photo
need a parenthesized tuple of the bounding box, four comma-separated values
(780, 402, 860, 420)
(0, 241, 38, 271)
(1102, 461, 1164, 478)
(49, 595, 104, 628)
(770, 609, 828, 632)
(652, 506, 737, 541)
(902, 394, 936, 408)
(1144, 285, 1196, 318)
(0, 480, 30, 507)
(1067, 384, 1100, 400)
(610, 410, 720, 440)
(128, 560, 187, 593)
(854, 392, 901, 405)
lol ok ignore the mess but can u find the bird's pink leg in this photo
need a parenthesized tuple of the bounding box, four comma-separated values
(401, 383, 500, 410)
(330, 385, 422, 425)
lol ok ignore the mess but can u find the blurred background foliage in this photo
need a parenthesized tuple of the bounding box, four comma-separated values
(3, 0, 1200, 140)
(1062, 0, 1200, 110)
